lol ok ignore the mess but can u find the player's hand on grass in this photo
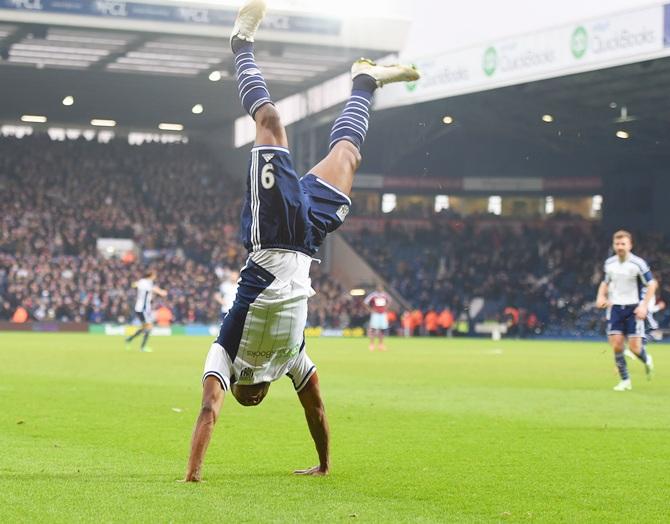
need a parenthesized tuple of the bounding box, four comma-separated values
(178, 472, 203, 483)
(293, 465, 329, 476)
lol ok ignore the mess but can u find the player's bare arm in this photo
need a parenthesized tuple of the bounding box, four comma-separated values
(182, 376, 225, 482)
(294, 373, 330, 476)
(152, 285, 168, 298)
(596, 281, 610, 309)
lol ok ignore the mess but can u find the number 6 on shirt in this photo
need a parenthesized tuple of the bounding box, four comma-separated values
(261, 163, 275, 189)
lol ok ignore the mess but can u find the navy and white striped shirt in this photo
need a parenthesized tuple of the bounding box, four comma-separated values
(603, 254, 653, 305)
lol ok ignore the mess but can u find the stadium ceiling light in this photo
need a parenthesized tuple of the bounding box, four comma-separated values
(62, 95, 74, 106)
(542, 114, 554, 123)
(158, 123, 184, 131)
(350, 288, 366, 297)
(616, 130, 630, 139)
(21, 114, 47, 123)
(208, 70, 222, 82)
(442, 115, 454, 125)
(192, 104, 204, 115)
(90, 119, 116, 127)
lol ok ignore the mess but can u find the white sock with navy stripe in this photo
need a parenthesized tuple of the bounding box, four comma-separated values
(329, 74, 377, 151)
(233, 39, 273, 118)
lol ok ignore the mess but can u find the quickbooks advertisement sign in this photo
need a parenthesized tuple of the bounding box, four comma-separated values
(570, 26, 588, 58)
(399, 48, 480, 96)
(570, 7, 662, 62)
(481, 42, 556, 77)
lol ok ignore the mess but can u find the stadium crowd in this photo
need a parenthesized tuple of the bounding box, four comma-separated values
(345, 219, 670, 337)
(2, 135, 669, 336)
(0, 136, 243, 264)
(0, 136, 239, 323)
(0, 136, 356, 325)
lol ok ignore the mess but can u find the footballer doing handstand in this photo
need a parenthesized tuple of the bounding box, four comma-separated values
(182, 0, 419, 481)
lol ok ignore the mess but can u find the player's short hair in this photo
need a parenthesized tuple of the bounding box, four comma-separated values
(613, 230, 633, 243)
(144, 268, 156, 278)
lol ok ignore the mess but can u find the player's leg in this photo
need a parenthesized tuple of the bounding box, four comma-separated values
(610, 334, 631, 391)
(125, 326, 144, 343)
(126, 312, 146, 346)
(378, 313, 389, 351)
(231, 0, 288, 148)
(368, 324, 376, 351)
(628, 336, 654, 380)
(294, 372, 330, 476)
(378, 329, 386, 351)
(139, 322, 153, 352)
(182, 376, 225, 482)
(623, 343, 637, 361)
(628, 336, 647, 361)
(309, 60, 419, 196)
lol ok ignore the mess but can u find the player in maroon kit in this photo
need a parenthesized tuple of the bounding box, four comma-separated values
(364, 285, 391, 351)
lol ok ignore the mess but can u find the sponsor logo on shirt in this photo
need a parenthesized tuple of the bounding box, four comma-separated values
(240, 367, 254, 381)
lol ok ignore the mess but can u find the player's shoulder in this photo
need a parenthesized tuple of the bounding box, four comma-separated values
(629, 254, 650, 269)
(604, 255, 617, 266)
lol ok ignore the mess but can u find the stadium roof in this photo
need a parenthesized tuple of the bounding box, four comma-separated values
(357, 57, 670, 181)
(0, 11, 406, 132)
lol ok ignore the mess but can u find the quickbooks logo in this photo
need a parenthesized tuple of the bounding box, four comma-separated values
(571, 26, 588, 59)
(482, 46, 497, 76)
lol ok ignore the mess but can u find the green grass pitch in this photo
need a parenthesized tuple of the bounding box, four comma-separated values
(1, 334, 669, 522)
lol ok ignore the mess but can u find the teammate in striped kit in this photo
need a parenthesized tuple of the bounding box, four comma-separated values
(182, 0, 419, 481)
(596, 230, 657, 391)
(214, 269, 239, 317)
(125, 270, 167, 353)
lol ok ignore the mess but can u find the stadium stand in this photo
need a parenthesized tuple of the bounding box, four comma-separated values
(0, 136, 357, 325)
(2, 135, 669, 336)
(344, 218, 670, 337)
